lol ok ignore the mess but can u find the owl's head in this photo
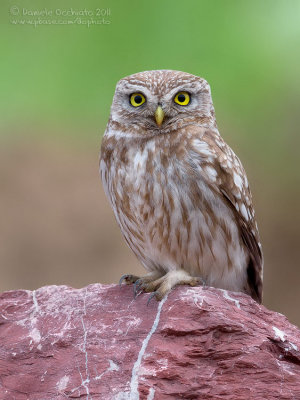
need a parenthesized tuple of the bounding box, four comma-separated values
(109, 70, 216, 136)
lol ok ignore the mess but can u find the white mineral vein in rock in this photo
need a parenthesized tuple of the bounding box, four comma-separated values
(223, 290, 241, 309)
(147, 387, 155, 400)
(273, 326, 286, 342)
(129, 295, 168, 400)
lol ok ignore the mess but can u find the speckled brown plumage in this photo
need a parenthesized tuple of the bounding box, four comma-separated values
(100, 70, 263, 303)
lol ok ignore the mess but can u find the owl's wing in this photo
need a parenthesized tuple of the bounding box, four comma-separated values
(190, 129, 263, 303)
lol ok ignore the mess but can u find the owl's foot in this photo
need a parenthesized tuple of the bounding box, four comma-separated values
(143, 270, 205, 303)
(119, 271, 165, 297)
(132, 271, 165, 298)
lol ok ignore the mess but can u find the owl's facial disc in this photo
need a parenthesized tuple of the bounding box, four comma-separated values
(111, 70, 216, 135)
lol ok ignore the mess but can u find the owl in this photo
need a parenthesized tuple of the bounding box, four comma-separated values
(100, 70, 263, 303)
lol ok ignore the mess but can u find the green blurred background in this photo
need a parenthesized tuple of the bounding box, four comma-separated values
(0, 0, 299, 325)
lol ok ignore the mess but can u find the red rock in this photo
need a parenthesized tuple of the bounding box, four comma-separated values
(0, 284, 299, 399)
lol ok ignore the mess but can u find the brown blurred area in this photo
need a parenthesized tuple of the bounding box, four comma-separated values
(0, 135, 299, 327)
(0, 136, 143, 290)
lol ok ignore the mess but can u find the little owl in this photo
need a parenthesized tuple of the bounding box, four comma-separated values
(100, 70, 263, 303)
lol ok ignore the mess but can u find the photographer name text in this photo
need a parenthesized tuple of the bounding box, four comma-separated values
(12, 7, 110, 17)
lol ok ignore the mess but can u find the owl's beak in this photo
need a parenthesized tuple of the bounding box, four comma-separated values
(155, 106, 164, 127)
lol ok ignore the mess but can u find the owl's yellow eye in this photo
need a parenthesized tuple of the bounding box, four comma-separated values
(174, 91, 190, 106)
(130, 93, 146, 107)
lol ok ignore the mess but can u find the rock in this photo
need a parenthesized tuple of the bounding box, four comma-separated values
(0, 284, 299, 399)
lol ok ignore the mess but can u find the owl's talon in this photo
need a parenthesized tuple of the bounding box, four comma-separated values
(147, 292, 158, 306)
(119, 274, 127, 286)
(201, 279, 207, 289)
(119, 274, 140, 287)
(194, 277, 206, 288)
(133, 279, 143, 298)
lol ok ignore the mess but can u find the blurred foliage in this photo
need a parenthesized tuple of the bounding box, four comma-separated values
(1, 0, 300, 145)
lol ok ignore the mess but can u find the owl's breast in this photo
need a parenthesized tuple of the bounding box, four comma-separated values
(101, 135, 248, 290)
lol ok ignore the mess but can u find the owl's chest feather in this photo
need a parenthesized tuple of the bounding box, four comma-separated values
(112, 140, 186, 215)
(104, 137, 223, 234)
(106, 138, 223, 244)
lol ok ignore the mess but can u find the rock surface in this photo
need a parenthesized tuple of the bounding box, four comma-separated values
(0, 284, 299, 400)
